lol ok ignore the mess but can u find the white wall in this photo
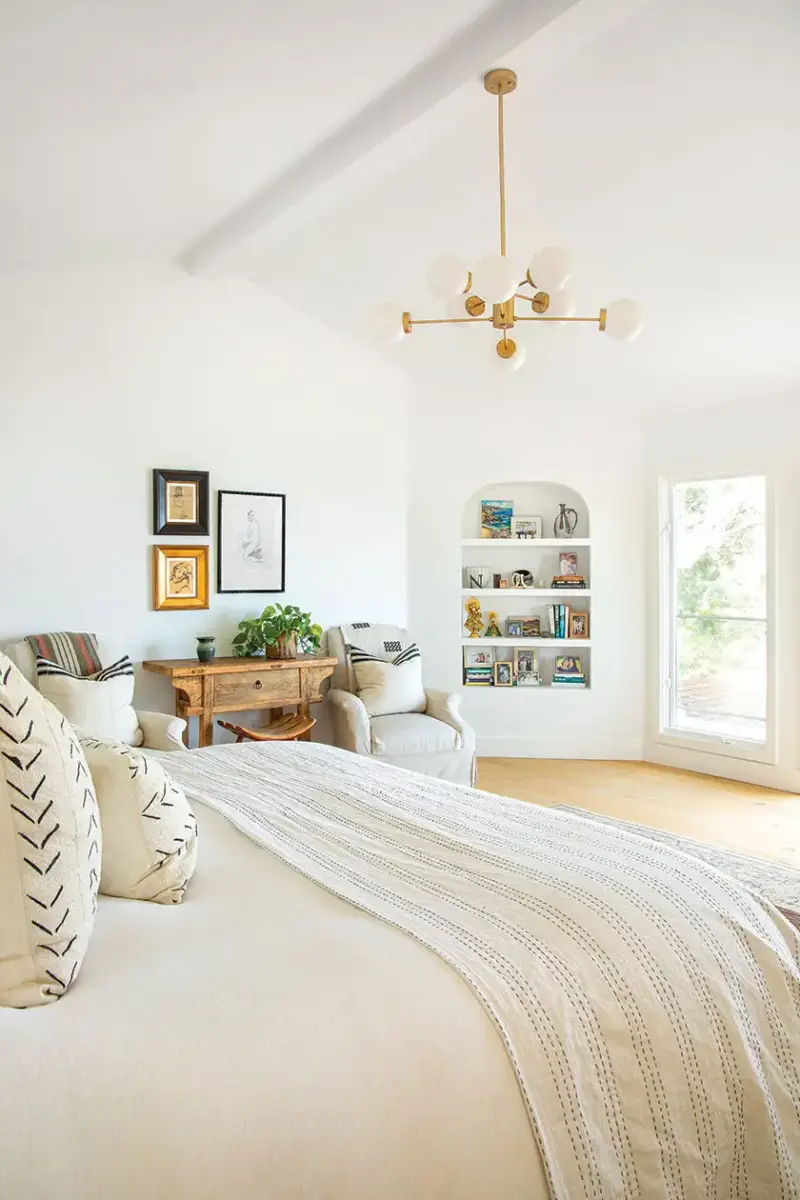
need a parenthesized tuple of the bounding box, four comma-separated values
(643, 399, 800, 792)
(409, 384, 646, 759)
(0, 264, 409, 734)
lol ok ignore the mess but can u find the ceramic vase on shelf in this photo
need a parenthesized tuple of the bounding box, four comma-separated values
(266, 633, 297, 660)
(196, 636, 216, 663)
(553, 503, 578, 538)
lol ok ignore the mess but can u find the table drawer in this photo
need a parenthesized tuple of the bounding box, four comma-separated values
(214, 670, 300, 710)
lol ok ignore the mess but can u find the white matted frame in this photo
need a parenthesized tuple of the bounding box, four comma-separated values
(657, 472, 776, 765)
(217, 490, 286, 594)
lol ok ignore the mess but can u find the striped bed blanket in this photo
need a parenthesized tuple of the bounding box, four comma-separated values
(161, 742, 800, 1200)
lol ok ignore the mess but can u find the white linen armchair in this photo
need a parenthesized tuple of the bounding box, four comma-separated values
(326, 625, 476, 785)
(2, 638, 186, 752)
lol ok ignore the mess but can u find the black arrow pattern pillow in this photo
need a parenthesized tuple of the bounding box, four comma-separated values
(0, 652, 101, 1008)
(79, 738, 197, 904)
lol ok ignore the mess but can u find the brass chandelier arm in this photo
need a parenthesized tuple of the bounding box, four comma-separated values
(516, 314, 603, 324)
(408, 316, 493, 326)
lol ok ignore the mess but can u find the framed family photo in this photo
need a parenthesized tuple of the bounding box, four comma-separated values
(153, 545, 209, 610)
(218, 490, 286, 594)
(152, 469, 209, 536)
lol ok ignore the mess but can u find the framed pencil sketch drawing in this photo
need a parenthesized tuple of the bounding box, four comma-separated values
(218, 490, 286, 593)
(152, 469, 209, 536)
(153, 545, 209, 611)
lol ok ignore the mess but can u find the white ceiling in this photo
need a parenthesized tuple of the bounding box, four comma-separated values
(3, 0, 800, 406)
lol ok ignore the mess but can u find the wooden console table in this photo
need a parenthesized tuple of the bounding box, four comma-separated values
(142, 655, 337, 748)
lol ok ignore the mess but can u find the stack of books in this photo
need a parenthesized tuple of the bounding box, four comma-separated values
(551, 655, 587, 688)
(546, 604, 573, 638)
(464, 666, 493, 686)
(551, 575, 587, 590)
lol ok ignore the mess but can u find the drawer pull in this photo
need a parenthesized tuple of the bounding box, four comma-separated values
(254, 679, 263, 690)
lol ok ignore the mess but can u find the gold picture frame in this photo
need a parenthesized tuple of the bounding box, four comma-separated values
(153, 545, 209, 611)
(569, 611, 590, 639)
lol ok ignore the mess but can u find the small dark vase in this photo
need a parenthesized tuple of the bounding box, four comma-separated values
(196, 636, 216, 663)
(553, 503, 578, 538)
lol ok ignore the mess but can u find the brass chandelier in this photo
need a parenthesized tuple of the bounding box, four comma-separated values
(371, 68, 643, 369)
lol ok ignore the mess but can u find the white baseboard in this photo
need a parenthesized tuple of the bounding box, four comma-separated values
(645, 741, 800, 794)
(477, 736, 644, 760)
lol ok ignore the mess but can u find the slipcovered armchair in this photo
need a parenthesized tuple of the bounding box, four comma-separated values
(2, 637, 186, 752)
(326, 624, 476, 785)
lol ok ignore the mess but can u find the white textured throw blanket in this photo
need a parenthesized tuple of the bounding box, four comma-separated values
(163, 743, 800, 1200)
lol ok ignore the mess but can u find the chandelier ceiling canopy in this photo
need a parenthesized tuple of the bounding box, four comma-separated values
(371, 68, 644, 370)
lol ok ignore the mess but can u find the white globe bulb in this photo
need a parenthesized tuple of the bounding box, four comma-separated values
(495, 344, 527, 372)
(426, 255, 470, 300)
(471, 254, 520, 304)
(528, 246, 573, 292)
(603, 298, 645, 343)
(367, 303, 406, 345)
(545, 288, 576, 320)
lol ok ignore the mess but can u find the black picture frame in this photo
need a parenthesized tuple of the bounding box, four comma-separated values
(153, 469, 210, 536)
(217, 489, 286, 594)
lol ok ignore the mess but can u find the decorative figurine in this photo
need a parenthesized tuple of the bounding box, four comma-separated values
(485, 610, 503, 638)
(464, 597, 484, 639)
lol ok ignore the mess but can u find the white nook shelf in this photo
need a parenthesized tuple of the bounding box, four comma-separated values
(462, 638, 592, 648)
(460, 588, 591, 598)
(461, 537, 591, 548)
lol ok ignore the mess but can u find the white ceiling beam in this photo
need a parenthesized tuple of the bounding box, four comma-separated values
(181, 0, 585, 275)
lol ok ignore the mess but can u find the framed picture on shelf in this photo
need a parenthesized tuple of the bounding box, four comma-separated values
(506, 618, 524, 638)
(218, 490, 286, 593)
(152, 468, 209, 536)
(521, 618, 541, 637)
(555, 655, 584, 678)
(511, 516, 543, 539)
(559, 552, 579, 577)
(464, 646, 495, 667)
(569, 611, 590, 639)
(514, 648, 539, 686)
(481, 499, 513, 539)
(494, 661, 513, 687)
(153, 545, 209, 611)
(463, 565, 491, 589)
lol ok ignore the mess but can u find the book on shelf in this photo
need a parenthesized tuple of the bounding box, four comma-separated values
(551, 576, 587, 589)
(546, 604, 577, 638)
(551, 680, 587, 688)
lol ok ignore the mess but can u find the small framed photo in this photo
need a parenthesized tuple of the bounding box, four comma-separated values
(521, 618, 541, 638)
(555, 655, 584, 678)
(512, 516, 543, 539)
(218, 490, 286, 594)
(481, 499, 513, 539)
(153, 545, 209, 611)
(569, 611, 590, 639)
(514, 648, 539, 685)
(464, 646, 495, 668)
(153, 469, 209, 536)
(506, 618, 524, 638)
(464, 565, 491, 589)
(494, 661, 513, 687)
(559, 552, 579, 577)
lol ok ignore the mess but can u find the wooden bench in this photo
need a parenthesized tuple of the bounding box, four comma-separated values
(217, 714, 316, 743)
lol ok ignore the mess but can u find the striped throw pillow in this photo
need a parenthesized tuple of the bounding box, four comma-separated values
(36, 655, 142, 746)
(346, 643, 426, 717)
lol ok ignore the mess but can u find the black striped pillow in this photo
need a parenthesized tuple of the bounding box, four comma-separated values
(35, 655, 135, 682)
(345, 643, 425, 717)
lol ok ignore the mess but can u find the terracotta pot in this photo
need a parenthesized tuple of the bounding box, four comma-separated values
(266, 633, 297, 660)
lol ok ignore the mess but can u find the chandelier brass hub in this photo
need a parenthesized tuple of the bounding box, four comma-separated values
(483, 68, 517, 95)
(492, 299, 515, 329)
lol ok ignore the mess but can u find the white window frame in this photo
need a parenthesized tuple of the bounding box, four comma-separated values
(657, 472, 776, 765)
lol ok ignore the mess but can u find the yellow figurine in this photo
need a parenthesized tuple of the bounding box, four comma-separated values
(464, 596, 484, 639)
(485, 610, 502, 637)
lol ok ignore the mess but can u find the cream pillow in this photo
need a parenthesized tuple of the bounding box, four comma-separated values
(37, 655, 143, 746)
(0, 652, 100, 1008)
(80, 738, 197, 904)
(346, 643, 426, 718)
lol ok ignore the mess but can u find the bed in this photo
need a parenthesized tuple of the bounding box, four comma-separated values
(1, 742, 798, 1200)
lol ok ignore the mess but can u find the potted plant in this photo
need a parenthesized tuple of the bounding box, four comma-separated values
(231, 604, 323, 661)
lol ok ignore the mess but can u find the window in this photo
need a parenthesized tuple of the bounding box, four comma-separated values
(659, 475, 772, 760)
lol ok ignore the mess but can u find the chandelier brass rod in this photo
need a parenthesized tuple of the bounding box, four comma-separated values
(498, 92, 507, 257)
(516, 315, 601, 324)
(410, 317, 493, 326)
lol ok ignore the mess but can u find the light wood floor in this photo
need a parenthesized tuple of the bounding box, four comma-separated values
(477, 759, 800, 869)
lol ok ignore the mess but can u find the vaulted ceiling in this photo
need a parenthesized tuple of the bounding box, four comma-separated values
(4, 0, 800, 404)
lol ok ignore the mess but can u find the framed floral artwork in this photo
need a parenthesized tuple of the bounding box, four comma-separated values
(152, 469, 210, 536)
(153, 545, 209, 611)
